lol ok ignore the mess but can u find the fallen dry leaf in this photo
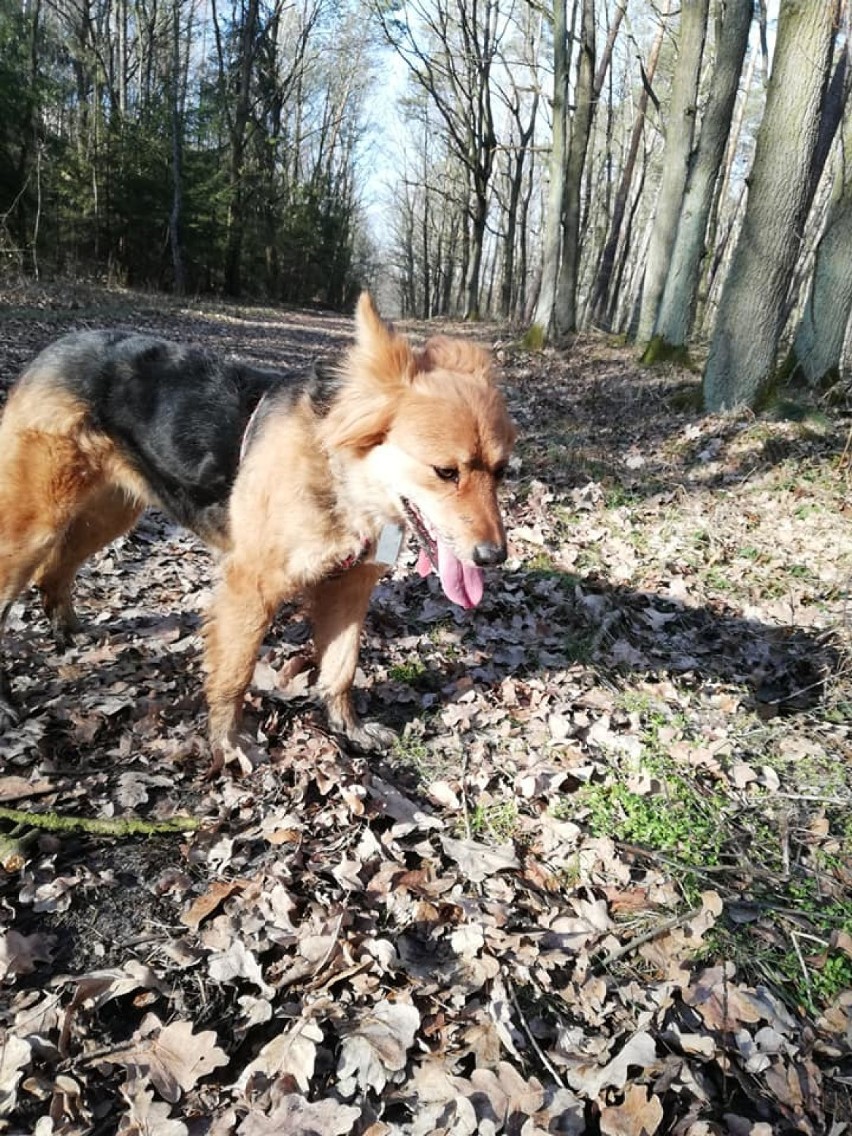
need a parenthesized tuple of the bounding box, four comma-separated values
(599, 1083, 664, 1136)
(337, 1000, 420, 1096)
(102, 1016, 229, 1103)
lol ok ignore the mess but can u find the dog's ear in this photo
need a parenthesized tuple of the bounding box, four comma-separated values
(418, 335, 493, 383)
(351, 292, 417, 388)
(322, 293, 412, 451)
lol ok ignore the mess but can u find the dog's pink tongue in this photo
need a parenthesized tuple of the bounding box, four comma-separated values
(437, 539, 484, 609)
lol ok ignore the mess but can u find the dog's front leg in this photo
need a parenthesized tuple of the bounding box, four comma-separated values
(0, 601, 18, 727)
(204, 559, 279, 772)
(306, 563, 397, 752)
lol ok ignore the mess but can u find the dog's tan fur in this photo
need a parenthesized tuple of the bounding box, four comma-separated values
(0, 294, 516, 768)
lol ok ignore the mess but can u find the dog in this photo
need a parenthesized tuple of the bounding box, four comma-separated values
(0, 293, 516, 769)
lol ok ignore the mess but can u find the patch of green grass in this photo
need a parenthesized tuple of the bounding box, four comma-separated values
(527, 551, 558, 572)
(793, 501, 824, 519)
(703, 567, 740, 595)
(603, 485, 641, 509)
(581, 776, 723, 866)
(709, 876, 852, 1015)
(810, 952, 852, 1007)
(391, 729, 432, 768)
(388, 659, 429, 684)
(562, 628, 596, 664)
(737, 545, 763, 562)
(468, 800, 519, 841)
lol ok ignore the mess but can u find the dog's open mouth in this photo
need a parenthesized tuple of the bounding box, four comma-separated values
(402, 499, 484, 610)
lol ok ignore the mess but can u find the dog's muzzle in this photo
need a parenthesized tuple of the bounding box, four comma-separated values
(472, 541, 507, 567)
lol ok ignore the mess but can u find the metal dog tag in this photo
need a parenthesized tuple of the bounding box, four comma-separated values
(374, 523, 404, 566)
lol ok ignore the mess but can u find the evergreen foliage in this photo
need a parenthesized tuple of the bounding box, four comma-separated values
(0, 0, 372, 302)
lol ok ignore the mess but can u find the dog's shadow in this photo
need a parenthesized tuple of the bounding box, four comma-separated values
(358, 566, 847, 746)
(3, 564, 845, 772)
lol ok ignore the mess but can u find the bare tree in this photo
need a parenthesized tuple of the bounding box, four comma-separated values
(552, 0, 596, 339)
(531, 0, 571, 337)
(588, 6, 666, 328)
(651, 0, 752, 353)
(636, 0, 710, 348)
(211, 0, 264, 297)
(494, 3, 541, 319)
(374, 0, 503, 319)
(704, 0, 844, 410)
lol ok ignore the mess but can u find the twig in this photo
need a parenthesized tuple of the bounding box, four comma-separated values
(506, 975, 567, 1090)
(593, 906, 703, 972)
(460, 747, 472, 840)
(0, 806, 199, 836)
(789, 930, 812, 1008)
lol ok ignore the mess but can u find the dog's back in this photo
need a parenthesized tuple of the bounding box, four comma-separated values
(11, 330, 303, 537)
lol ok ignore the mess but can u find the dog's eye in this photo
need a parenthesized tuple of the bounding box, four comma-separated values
(433, 466, 459, 483)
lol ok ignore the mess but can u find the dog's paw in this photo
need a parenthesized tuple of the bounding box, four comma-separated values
(209, 730, 267, 776)
(0, 674, 20, 730)
(43, 601, 81, 650)
(51, 624, 79, 652)
(341, 719, 398, 753)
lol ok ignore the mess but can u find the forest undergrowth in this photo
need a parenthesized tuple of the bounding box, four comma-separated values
(0, 286, 850, 1135)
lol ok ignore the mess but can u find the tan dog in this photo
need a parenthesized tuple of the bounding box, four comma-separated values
(0, 294, 516, 769)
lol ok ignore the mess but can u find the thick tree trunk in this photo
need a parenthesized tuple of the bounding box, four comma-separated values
(636, 0, 710, 347)
(703, 0, 842, 411)
(789, 105, 852, 387)
(653, 0, 752, 349)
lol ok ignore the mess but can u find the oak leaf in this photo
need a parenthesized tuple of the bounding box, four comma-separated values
(599, 1084, 663, 1135)
(337, 1000, 420, 1095)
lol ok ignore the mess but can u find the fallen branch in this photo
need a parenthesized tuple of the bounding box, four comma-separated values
(592, 906, 703, 973)
(0, 806, 199, 837)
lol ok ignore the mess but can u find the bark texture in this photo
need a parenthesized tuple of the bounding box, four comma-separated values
(654, 0, 752, 348)
(791, 103, 852, 387)
(703, 0, 842, 410)
(553, 0, 596, 339)
(531, 0, 569, 336)
(636, 0, 710, 346)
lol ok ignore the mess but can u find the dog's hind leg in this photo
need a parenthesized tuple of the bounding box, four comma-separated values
(306, 563, 397, 752)
(32, 486, 143, 647)
(0, 389, 117, 725)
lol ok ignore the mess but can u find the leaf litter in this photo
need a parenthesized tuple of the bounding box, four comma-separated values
(0, 286, 850, 1134)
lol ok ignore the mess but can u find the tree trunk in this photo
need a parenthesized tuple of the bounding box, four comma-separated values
(788, 104, 852, 387)
(653, 0, 752, 350)
(703, 0, 842, 411)
(168, 0, 187, 295)
(530, 0, 570, 336)
(636, 0, 710, 348)
(215, 0, 261, 297)
(695, 44, 759, 334)
(553, 0, 596, 340)
(589, 9, 666, 327)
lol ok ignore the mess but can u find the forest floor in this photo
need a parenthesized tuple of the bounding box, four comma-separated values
(0, 284, 851, 1136)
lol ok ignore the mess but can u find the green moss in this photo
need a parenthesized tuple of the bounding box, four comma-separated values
(522, 323, 547, 351)
(640, 335, 695, 369)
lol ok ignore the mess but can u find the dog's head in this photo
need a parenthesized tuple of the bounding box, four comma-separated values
(324, 292, 517, 609)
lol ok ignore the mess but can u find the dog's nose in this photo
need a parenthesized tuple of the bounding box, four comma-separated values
(472, 541, 507, 567)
